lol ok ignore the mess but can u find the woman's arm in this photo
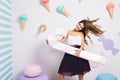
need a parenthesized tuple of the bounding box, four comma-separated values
(59, 30, 69, 43)
(74, 32, 85, 56)
(46, 30, 69, 45)
(79, 32, 85, 50)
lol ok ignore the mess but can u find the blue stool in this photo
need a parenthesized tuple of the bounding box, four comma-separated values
(96, 73, 118, 80)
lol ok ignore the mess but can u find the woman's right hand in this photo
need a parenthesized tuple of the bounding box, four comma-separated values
(46, 39, 49, 45)
(74, 49, 81, 57)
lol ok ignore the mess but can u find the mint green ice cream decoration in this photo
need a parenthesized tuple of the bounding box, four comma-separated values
(57, 5, 65, 13)
(56, 5, 72, 17)
(19, 14, 28, 21)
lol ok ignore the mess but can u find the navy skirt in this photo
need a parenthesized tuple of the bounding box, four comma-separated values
(58, 45, 91, 76)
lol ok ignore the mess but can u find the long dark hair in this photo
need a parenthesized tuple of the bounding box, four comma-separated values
(78, 18, 104, 45)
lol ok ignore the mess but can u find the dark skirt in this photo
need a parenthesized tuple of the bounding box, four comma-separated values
(58, 45, 91, 76)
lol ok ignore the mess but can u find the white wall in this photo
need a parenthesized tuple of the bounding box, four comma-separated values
(12, 0, 120, 80)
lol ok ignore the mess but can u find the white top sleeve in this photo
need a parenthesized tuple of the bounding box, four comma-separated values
(67, 35, 82, 45)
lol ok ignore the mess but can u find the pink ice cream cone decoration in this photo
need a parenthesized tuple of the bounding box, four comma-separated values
(41, 0, 50, 12)
(106, 2, 115, 19)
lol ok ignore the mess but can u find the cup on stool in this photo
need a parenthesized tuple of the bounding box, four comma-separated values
(19, 73, 48, 80)
(96, 73, 118, 80)
(19, 64, 49, 80)
(23, 64, 42, 77)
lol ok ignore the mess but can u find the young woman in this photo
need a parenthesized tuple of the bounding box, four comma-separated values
(57, 18, 104, 80)
(46, 19, 104, 80)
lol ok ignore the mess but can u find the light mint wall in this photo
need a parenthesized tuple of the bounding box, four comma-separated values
(0, 0, 13, 80)
(13, 0, 120, 80)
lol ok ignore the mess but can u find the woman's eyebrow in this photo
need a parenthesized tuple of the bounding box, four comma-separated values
(79, 23, 82, 27)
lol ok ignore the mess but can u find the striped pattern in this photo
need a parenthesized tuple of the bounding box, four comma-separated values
(0, 0, 13, 80)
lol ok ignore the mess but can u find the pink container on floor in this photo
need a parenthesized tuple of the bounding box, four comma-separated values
(23, 64, 42, 77)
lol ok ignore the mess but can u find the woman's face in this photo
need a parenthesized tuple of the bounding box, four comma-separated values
(75, 22, 84, 31)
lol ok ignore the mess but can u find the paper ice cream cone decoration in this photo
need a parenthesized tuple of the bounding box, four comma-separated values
(41, 0, 50, 12)
(106, 2, 115, 19)
(19, 14, 28, 31)
(39, 24, 47, 33)
(21, 21, 26, 31)
(57, 5, 72, 17)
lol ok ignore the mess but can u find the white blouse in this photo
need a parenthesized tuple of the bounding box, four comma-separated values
(67, 35, 82, 45)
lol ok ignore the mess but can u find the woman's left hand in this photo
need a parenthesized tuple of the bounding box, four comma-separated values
(74, 49, 81, 57)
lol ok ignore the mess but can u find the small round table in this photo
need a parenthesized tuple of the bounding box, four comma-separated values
(19, 73, 49, 80)
(96, 73, 118, 80)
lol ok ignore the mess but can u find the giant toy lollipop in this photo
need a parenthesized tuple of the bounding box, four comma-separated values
(47, 28, 106, 64)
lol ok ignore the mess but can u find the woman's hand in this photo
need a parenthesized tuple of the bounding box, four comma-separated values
(58, 36, 66, 43)
(74, 49, 81, 57)
(46, 39, 49, 45)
